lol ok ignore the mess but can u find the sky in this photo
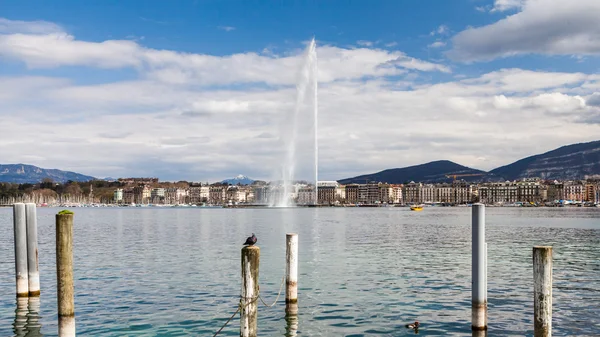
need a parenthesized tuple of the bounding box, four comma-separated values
(1, 0, 600, 182)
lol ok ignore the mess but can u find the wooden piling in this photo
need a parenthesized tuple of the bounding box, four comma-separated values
(26, 203, 40, 296)
(285, 233, 298, 310)
(472, 203, 487, 331)
(533, 246, 552, 337)
(241, 245, 259, 337)
(13, 203, 29, 297)
(56, 211, 75, 337)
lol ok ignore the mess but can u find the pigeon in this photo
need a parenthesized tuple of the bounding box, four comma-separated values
(244, 233, 257, 246)
(405, 321, 419, 329)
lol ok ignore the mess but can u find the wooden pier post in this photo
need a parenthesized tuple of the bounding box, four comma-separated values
(285, 233, 298, 313)
(13, 203, 29, 297)
(56, 211, 75, 337)
(26, 203, 40, 296)
(241, 246, 259, 337)
(472, 203, 487, 331)
(533, 246, 552, 337)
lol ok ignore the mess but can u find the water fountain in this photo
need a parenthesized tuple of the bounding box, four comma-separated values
(271, 38, 318, 207)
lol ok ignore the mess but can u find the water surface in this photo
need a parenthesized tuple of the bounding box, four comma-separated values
(1, 207, 599, 336)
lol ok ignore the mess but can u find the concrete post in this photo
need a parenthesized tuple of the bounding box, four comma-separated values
(56, 211, 75, 337)
(26, 203, 40, 296)
(472, 203, 487, 331)
(286, 233, 298, 308)
(13, 203, 29, 297)
(533, 246, 552, 337)
(241, 246, 259, 337)
(14, 297, 28, 335)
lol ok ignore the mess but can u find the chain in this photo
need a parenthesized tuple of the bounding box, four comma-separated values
(259, 275, 286, 308)
(212, 273, 286, 336)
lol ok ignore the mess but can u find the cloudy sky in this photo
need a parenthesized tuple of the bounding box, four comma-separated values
(1, 0, 599, 182)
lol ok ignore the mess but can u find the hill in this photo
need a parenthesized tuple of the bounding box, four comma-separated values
(490, 140, 600, 181)
(0, 164, 96, 184)
(338, 160, 490, 184)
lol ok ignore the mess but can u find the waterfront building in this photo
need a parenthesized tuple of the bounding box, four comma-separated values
(336, 185, 346, 201)
(564, 181, 586, 201)
(133, 185, 151, 204)
(123, 188, 135, 204)
(297, 186, 315, 205)
(584, 184, 596, 202)
(113, 189, 123, 203)
(391, 185, 403, 204)
(253, 185, 269, 204)
(516, 180, 545, 203)
(547, 181, 564, 201)
(421, 184, 436, 203)
(358, 183, 380, 204)
(189, 186, 204, 204)
(403, 182, 422, 204)
(151, 188, 165, 204)
(317, 181, 338, 205)
(209, 185, 227, 204)
(478, 182, 518, 204)
(344, 184, 359, 204)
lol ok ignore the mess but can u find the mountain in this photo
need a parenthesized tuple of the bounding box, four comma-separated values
(338, 160, 491, 184)
(222, 174, 255, 185)
(0, 164, 96, 184)
(490, 140, 600, 181)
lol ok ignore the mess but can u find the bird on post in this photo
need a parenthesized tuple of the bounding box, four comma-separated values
(243, 233, 257, 246)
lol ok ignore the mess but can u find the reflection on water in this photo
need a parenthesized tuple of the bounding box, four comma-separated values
(285, 303, 298, 337)
(13, 297, 43, 337)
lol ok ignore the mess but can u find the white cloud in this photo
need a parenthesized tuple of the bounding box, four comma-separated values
(431, 25, 449, 36)
(356, 40, 374, 47)
(0, 24, 450, 86)
(217, 26, 235, 32)
(1, 18, 599, 182)
(428, 41, 446, 48)
(0, 18, 63, 34)
(450, 0, 600, 61)
(384, 42, 398, 47)
(491, 0, 524, 12)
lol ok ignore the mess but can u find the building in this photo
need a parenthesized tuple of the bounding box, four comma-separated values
(118, 177, 159, 185)
(113, 189, 123, 203)
(253, 185, 269, 204)
(547, 181, 564, 201)
(317, 181, 339, 205)
(151, 188, 165, 204)
(478, 182, 518, 204)
(344, 184, 359, 204)
(123, 188, 135, 204)
(564, 182, 586, 201)
(585, 184, 596, 202)
(209, 185, 227, 204)
(297, 186, 315, 205)
(516, 180, 545, 203)
(358, 183, 380, 204)
(390, 185, 403, 204)
(403, 182, 422, 204)
(133, 185, 151, 204)
(421, 184, 436, 203)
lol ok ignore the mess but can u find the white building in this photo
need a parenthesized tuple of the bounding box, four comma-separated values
(113, 189, 123, 203)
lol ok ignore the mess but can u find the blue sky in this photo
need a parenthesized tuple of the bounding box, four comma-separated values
(1, 0, 599, 181)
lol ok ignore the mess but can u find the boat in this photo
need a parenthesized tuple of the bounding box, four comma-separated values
(410, 205, 424, 211)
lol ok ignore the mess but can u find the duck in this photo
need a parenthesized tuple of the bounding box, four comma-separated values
(244, 233, 257, 246)
(405, 321, 419, 329)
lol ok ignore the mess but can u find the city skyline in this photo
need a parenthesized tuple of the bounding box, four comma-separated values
(1, 0, 600, 182)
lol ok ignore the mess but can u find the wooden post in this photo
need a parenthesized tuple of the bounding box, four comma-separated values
(56, 211, 75, 337)
(26, 203, 40, 296)
(472, 203, 487, 331)
(241, 246, 259, 337)
(533, 246, 552, 337)
(13, 203, 29, 297)
(286, 233, 298, 310)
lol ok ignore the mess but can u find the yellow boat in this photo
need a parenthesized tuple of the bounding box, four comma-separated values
(410, 205, 424, 211)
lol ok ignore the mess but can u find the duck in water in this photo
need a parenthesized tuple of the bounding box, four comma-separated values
(244, 233, 257, 246)
(405, 321, 419, 330)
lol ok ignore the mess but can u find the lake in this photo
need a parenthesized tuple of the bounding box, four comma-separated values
(1, 207, 599, 336)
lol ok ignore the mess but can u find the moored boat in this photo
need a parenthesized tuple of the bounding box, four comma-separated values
(410, 205, 424, 211)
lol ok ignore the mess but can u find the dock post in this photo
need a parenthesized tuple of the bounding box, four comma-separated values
(56, 211, 75, 337)
(26, 203, 40, 297)
(241, 245, 259, 337)
(472, 203, 487, 331)
(533, 246, 552, 337)
(285, 233, 298, 314)
(13, 203, 29, 297)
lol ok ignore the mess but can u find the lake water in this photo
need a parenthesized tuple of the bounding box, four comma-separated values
(1, 207, 599, 336)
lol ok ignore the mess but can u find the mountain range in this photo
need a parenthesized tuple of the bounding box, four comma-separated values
(0, 164, 96, 184)
(222, 175, 255, 185)
(338, 140, 600, 184)
(1, 140, 598, 184)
